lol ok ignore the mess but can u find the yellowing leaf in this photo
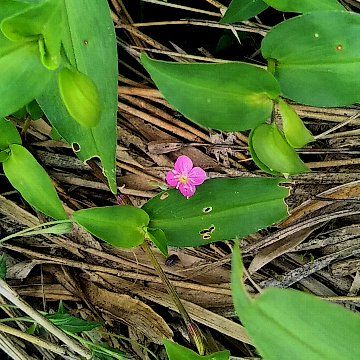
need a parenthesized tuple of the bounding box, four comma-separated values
(58, 68, 101, 128)
(278, 99, 314, 148)
(249, 123, 309, 175)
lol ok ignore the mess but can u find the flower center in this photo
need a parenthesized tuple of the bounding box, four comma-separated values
(178, 175, 189, 184)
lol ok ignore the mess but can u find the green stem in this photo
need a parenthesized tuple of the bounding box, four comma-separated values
(0, 219, 73, 244)
(142, 241, 206, 355)
(21, 117, 31, 138)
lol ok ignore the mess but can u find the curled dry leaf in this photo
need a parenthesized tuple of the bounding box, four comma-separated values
(82, 281, 173, 344)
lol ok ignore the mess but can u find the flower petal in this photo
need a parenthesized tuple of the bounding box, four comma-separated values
(174, 155, 193, 174)
(188, 167, 207, 186)
(166, 171, 179, 188)
(178, 183, 196, 199)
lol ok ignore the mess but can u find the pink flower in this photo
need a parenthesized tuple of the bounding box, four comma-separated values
(166, 155, 207, 199)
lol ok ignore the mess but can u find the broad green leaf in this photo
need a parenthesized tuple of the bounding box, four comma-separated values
(37, 0, 118, 193)
(141, 54, 280, 131)
(2, 144, 67, 220)
(11, 107, 27, 120)
(0, 255, 7, 279)
(278, 99, 314, 148)
(261, 11, 360, 107)
(47, 312, 100, 334)
(26, 100, 44, 120)
(58, 68, 101, 127)
(220, 0, 268, 24)
(0, 33, 52, 118)
(263, 0, 344, 13)
(147, 228, 168, 256)
(164, 339, 229, 360)
(0, 150, 10, 163)
(73, 206, 149, 249)
(1, 0, 64, 70)
(249, 124, 309, 175)
(231, 243, 360, 360)
(0, 118, 21, 150)
(0, 0, 36, 22)
(143, 178, 289, 247)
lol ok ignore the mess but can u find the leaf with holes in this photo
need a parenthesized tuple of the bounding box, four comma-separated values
(141, 54, 280, 131)
(142, 178, 289, 247)
(73, 206, 149, 249)
(0, 118, 21, 150)
(37, 0, 118, 193)
(249, 123, 309, 175)
(263, 0, 344, 13)
(164, 339, 229, 360)
(261, 11, 360, 107)
(2, 144, 67, 220)
(231, 243, 360, 360)
(220, 0, 268, 24)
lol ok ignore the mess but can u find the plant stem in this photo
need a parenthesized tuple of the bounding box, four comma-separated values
(142, 241, 206, 355)
(0, 323, 71, 357)
(0, 219, 73, 243)
(21, 117, 31, 138)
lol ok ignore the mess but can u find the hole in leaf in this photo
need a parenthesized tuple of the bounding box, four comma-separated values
(83, 40, 89, 46)
(202, 206, 212, 214)
(199, 229, 209, 235)
(72, 143, 81, 152)
(208, 225, 216, 233)
(160, 192, 169, 200)
(202, 234, 211, 240)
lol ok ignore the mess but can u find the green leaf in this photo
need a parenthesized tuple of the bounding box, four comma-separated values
(0, 150, 10, 163)
(0, 33, 52, 118)
(249, 123, 309, 175)
(278, 99, 314, 148)
(0, 255, 7, 279)
(26, 100, 43, 120)
(58, 67, 101, 127)
(261, 11, 360, 107)
(221, 0, 268, 24)
(231, 243, 360, 360)
(37, 0, 118, 193)
(73, 206, 149, 249)
(1, 0, 64, 70)
(0, 0, 36, 22)
(92, 346, 126, 360)
(2, 144, 67, 220)
(143, 178, 289, 247)
(47, 312, 100, 334)
(164, 339, 229, 360)
(0, 118, 21, 150)
(146, 228, 168, 256)
(263, 0, 344, 13)
(141, 54, 280, 131)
